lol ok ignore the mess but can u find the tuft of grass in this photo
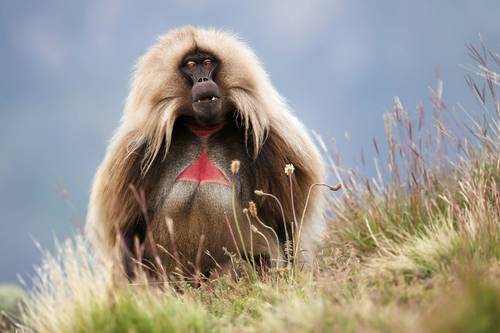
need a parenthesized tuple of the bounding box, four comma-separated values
(71, 291, 215, 333)
(0, 284, 25, 332)
(424, 267, 500, 333)
(16, 41, 500, 333)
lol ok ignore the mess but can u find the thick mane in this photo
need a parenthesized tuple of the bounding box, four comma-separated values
(87, 26, 326, 261)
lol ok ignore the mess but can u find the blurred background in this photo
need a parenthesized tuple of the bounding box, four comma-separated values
(0, 1, 499, 285)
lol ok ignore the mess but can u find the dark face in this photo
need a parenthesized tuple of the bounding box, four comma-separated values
(180, 51, 227, 126)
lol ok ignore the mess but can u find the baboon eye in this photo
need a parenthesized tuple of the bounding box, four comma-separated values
(186, 60, 196, 70)
(203, 59, 212, 68)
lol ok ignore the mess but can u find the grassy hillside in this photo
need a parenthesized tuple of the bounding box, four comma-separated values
(8, 43, 500, 333)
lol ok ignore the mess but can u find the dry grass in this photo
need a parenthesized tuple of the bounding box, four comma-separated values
(7, 41, 500, 333)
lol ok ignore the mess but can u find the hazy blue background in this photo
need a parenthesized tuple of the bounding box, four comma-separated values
(0, 1, 499, 284)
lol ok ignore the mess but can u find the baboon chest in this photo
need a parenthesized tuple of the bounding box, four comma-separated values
(150, 122, 254, 227)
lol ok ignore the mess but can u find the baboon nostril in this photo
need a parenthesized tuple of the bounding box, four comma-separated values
(197, 78, 203, 83)
(203, 78, 208, 81)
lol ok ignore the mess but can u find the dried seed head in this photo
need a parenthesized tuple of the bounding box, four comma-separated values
(242, 208, 249, 214)
(250, 225, 259, 233)
(284, 163, 295, 176)
(254, 189, 264, 196)
(248, 201, 258, 217)
(231, 160, 240, 174)
(330, 183, 342, 191)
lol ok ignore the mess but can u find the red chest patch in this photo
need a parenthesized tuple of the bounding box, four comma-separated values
(176, 124, 230, 186)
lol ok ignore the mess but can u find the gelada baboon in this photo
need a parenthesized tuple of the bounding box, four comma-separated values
(86, 26, 326, 279)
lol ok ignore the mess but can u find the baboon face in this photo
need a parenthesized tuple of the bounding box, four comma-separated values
(179, 51, 231, 126)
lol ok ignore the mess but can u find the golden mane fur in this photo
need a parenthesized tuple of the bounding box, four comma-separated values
(86, 26, 326, 264)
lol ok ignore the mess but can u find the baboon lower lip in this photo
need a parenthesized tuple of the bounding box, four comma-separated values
(192, 96, 220, 103)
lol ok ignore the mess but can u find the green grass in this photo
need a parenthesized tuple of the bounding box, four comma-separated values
(425, 271, 500, 333)
(15, 42, 500, 333)
(72, 292, 216, 333)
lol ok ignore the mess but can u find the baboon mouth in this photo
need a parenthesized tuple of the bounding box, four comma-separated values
(193, 96, 220, 103)
(191, 95, 223, 124)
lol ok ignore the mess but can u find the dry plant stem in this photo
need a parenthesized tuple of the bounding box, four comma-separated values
(253, 232, 275, 273)
(139, 258, 165, 277)
(253, 213, 281, 261)
(128, 259, 155, 279)
(222, 246, 240, 279)
(288, 175, 299, 232)
(165, 218, 182, 274)
(294, 183, 342, 259)
(231, 182, 251, 266)
(223, 212, 243, 260)
(204, 251, 222, 270)
(156, 244, 191, 274)
(1, 309, 23, 330)
(243, 212, 256, 271)
(223, 212, 251, 280)
(244, 211, 271, 269)
(194, 235, 206, 285)
(254, 190, 293, 274)
(287, 174, 300, 277)
(254, 190, 290, 264)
